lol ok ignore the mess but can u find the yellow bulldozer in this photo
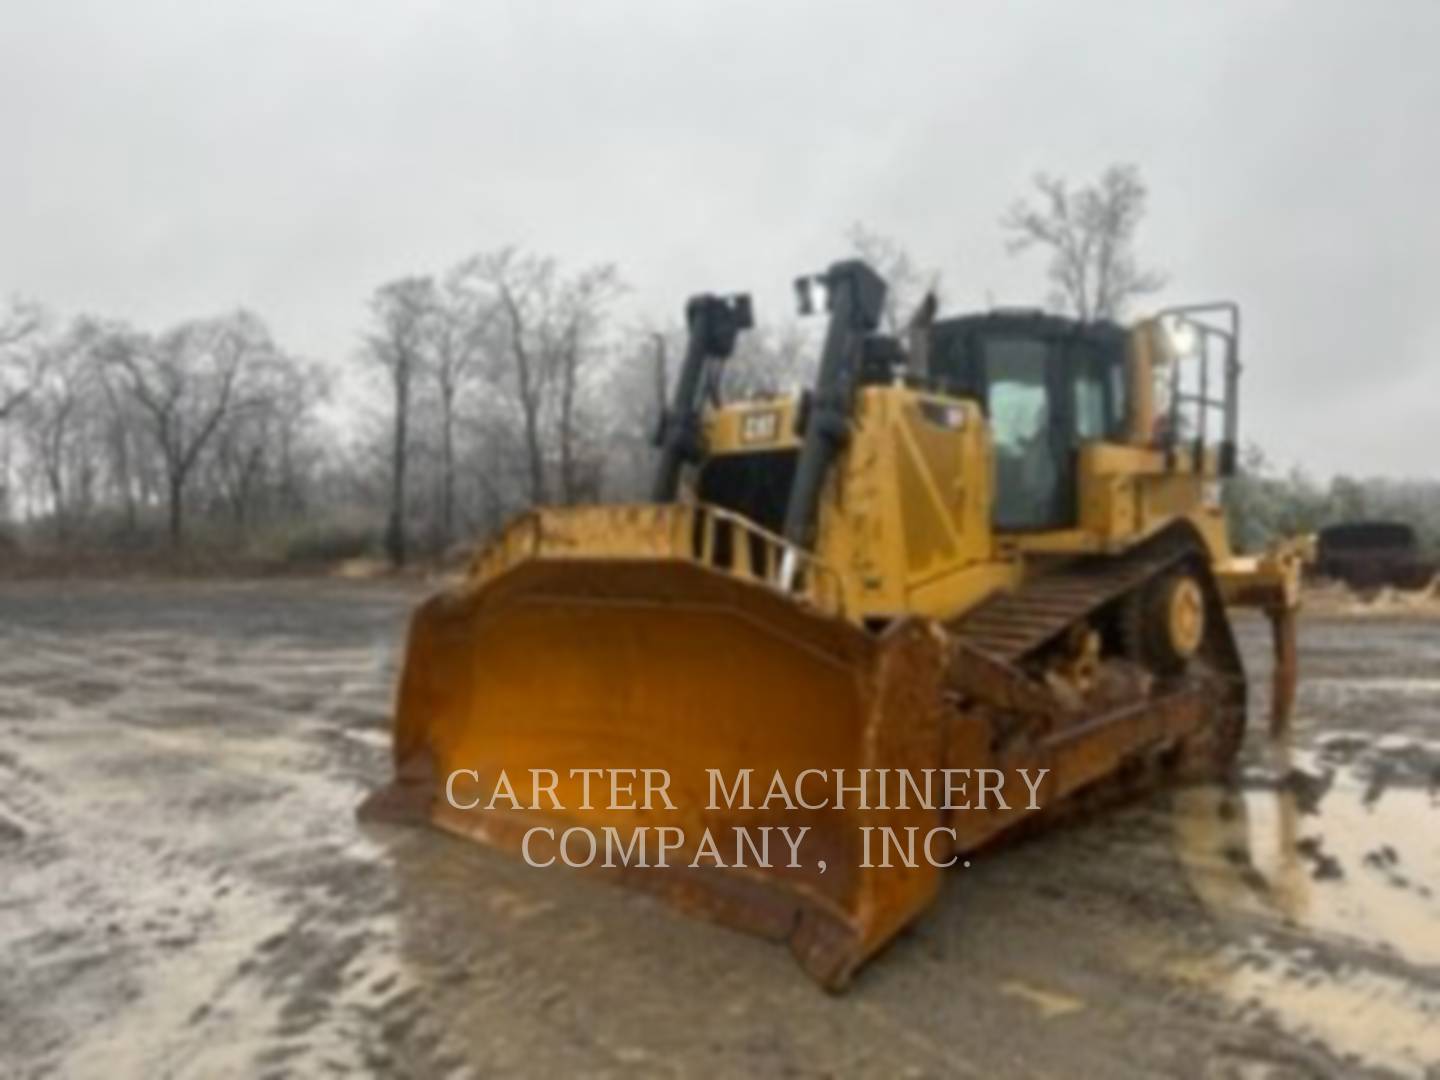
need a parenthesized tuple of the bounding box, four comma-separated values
(362, 259, 1305, 989)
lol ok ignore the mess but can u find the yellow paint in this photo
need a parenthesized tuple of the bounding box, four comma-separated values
(694, 373, 1292, 624)
(704, 396, 801, 453)
(382, 311, 1307, 985)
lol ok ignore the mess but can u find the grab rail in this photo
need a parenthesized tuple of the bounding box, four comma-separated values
(465, 503, 847, 618)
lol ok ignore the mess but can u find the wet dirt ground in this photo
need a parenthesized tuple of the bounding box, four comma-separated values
(1, 580, 1436, 1079)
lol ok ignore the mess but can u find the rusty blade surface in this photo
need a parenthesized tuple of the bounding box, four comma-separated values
(364, 558, 954, 989)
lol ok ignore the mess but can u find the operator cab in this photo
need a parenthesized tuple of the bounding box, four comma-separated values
(923, 312, 1129, 532)
(693, 311, 1132, 538)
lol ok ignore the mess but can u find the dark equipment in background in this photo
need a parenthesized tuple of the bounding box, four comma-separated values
(1314, 521, 1438, 591)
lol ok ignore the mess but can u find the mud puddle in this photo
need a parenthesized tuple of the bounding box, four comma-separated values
(1166, 640, 1440, 1077)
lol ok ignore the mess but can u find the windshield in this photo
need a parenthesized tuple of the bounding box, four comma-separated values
(986, 339, 1050, 453)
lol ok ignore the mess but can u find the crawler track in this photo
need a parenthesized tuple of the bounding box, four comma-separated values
(947, 524, 1250, 787)
(953, 527, 1231, 667)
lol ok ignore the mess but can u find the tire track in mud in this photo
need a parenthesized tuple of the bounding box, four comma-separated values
(2, 585, 1438, 1078)
(0, 582, 440, 1078)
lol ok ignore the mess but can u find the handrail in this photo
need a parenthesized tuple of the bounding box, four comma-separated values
(464, 503, 847, 618)
(682, 503, 846, 617)
(1153, 302, 1241, 477)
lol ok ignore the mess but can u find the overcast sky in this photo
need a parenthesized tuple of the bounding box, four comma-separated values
(3, 0, 1436, 477)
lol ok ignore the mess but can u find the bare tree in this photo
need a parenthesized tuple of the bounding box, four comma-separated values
(427, 267, 500, 546)
(365, 278, 434, 567)
(459, 249, 621, 509)
(0, 299, 45, 422)
(93, 341, 155, 537)
(846, 223, 941, 332)
(209, 409, 267, 532)
(268, 359, 330, 520)
(466, 249, 552, 506)
(600, 326, 684, 502)
(0, 299, 337, 555)
(15, 320, 106, 541)
(206, 354, 327, 535)
(1001, 164, 1165, 321)
(722, 319, 814, 399)
(550, 264, 623, 504)
(108, 311, 276, 548)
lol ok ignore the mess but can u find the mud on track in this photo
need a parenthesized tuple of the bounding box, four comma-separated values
(1, 580, 1437, 1078)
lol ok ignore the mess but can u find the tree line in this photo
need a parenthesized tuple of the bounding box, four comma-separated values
(0, 303, 328, 555)
(0, 228, 940, 566)
(1225, 446, 1440, 554)
(2, 165, 1432, 566)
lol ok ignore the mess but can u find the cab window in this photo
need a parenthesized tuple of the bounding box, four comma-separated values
(986, 339, 1050, 453)
(984, 337, 1064, 530)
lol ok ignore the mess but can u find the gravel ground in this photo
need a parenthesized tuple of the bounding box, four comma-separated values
(1, 579, 1436, 1079)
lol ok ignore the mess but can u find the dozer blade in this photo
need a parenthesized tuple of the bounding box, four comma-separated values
(362, 554, 953, 990)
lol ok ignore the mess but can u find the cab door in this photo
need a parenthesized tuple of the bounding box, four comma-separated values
(982, 336, 1075, 531)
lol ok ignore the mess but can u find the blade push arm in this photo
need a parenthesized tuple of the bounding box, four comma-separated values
(781, 260, 886, 550)
(651, 293, 752, 501)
